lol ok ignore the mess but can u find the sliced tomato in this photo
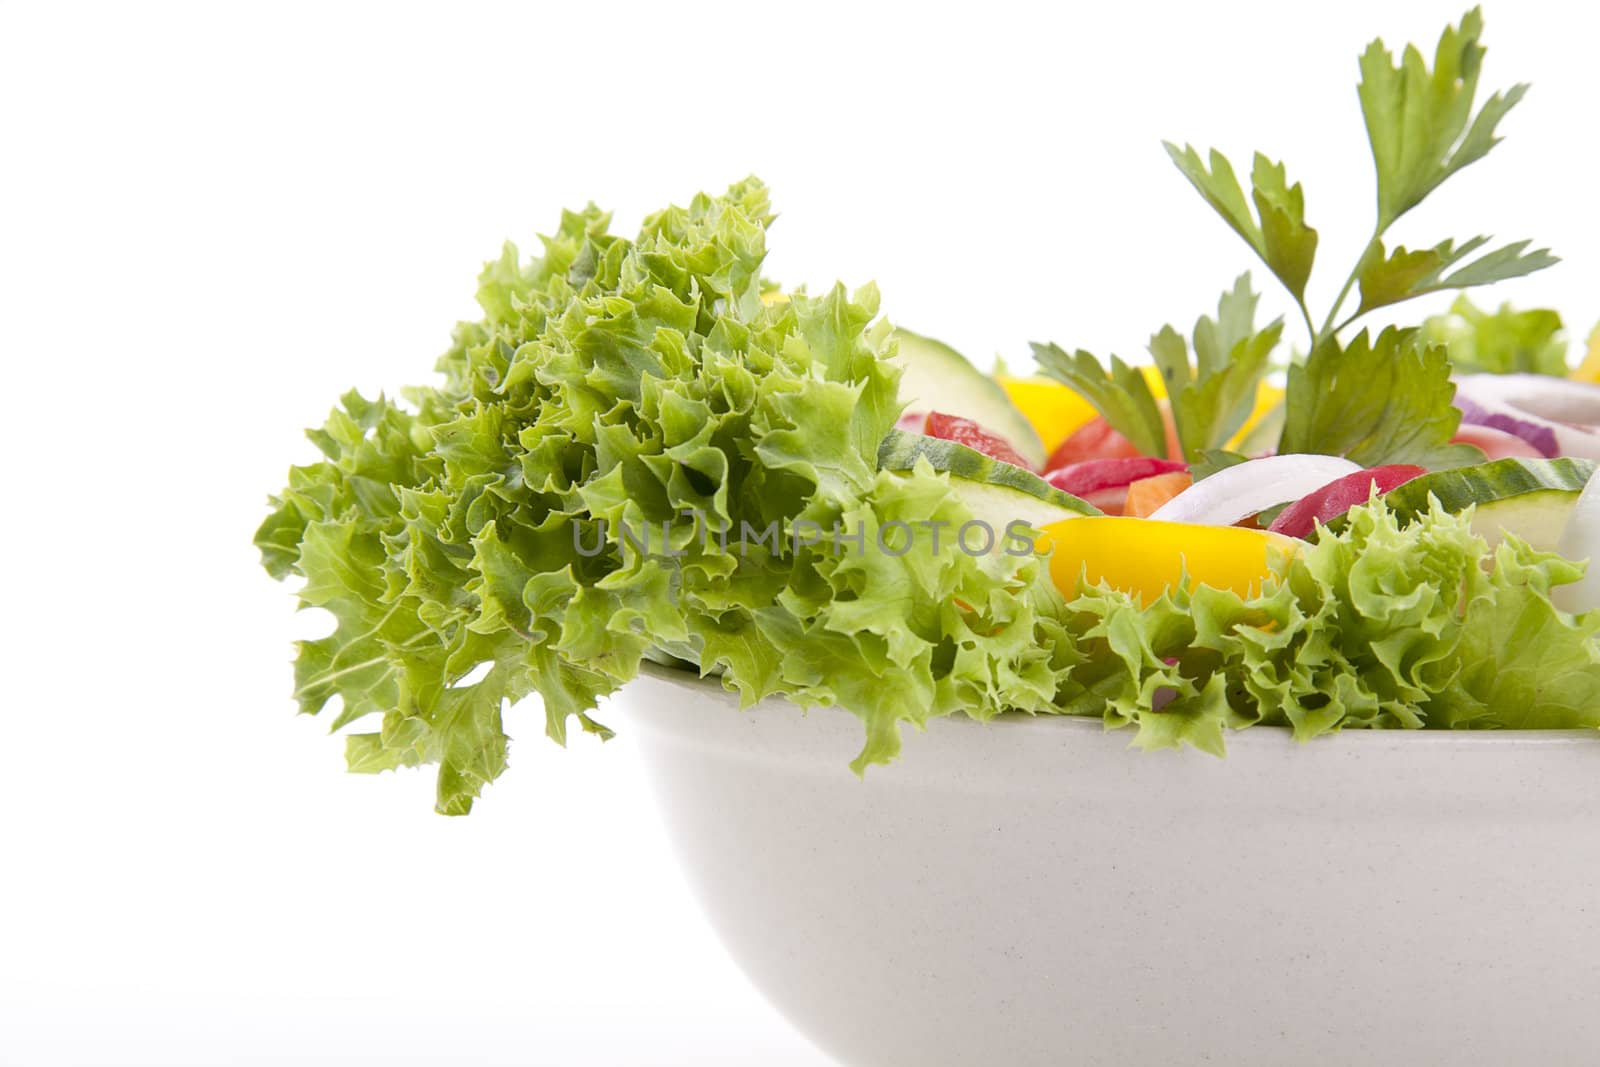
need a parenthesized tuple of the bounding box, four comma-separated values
(1043, 405, 1182, 469)
(923, 412, 1036, 470)
(1267, 465, 1428, 539)
(1045, 416, 1140, 468)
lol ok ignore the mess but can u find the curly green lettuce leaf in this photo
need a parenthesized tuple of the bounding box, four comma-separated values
(1422, 295, 1569, 375)
(1054, 498, 1600, 750)
(258, 179, 1084, 812)
(1427, 543, 1600, 728)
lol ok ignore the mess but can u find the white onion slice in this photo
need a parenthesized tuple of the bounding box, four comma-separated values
(1149, 454, 1362, 526)
(1453, 374, 1600, 460)
(1554, 466, 1600, 613)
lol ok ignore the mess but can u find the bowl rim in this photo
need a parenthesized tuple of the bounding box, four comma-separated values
(631, 660, 1600, 749)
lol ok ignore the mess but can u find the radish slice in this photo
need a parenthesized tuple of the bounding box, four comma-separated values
(1450, 422, 1546, 460)
(1044, 457, 1187, 497)
(1148, 454, 1362, 526)
(1554, 466, 1600, 613)
(1267, 465, 1426, 539)
(1453, 375, 1600, 460)
(1046, 457, 1187, 517)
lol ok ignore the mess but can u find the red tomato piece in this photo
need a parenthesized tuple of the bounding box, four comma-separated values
(1044, 406, 1182, 469)
(1267, 465, 1428, 539)
(923, 412, 1036, 470)
(1044, 457, 1187, 498)
(1046, 416, 1141, 468)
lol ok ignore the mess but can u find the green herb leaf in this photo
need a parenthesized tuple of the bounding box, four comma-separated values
(1192, 272, 1261, 377)
(1189, 449, 1250, 481)
(1031, 342, 1167, 457)
(1164, 145, 1319, 303)
(1356, 235, 1556, 316)
(1357, 7, 1528, 228)
(1278, 327, 1481, 468)
(1249, 155, 1319, 302)
(1149, 275, 1283, 463)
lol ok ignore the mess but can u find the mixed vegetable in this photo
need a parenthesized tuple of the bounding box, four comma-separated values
(915, 6, 1600, 608)
(257, 9, 1600, 814)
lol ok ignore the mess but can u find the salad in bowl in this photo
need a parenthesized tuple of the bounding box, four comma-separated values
(258, 8, 1600, 807)
(257, 9, 1600, 1064)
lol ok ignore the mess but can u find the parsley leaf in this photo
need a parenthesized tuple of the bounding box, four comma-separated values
(1278, 327, 1481, 468)
(1355, 236, 1556, 318)
(1031, 343, 1167, 457)
(1153, 9, 1555, 467)
(1149, 274, 1283, 462)
(1189, 449, 1250, 481)
(1357, 7, 1527, 229)
(1164, 8, 1553, 351)
(1033, 276, 1283, 464)
(1164, 145, 1319, 332)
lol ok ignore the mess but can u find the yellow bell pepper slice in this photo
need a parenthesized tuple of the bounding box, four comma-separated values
(1039, 516, 1300, 603)
(1571, 324, 1600, 383)
(996, 377, 1096, 452)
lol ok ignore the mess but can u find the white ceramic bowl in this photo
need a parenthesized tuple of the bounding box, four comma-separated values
(622, 663, 1600, 1067)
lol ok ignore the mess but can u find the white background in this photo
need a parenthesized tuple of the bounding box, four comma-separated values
(2, 2, 1595, 1064)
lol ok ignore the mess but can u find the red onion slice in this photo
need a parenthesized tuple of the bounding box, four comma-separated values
(1453, 375, 1600, 460)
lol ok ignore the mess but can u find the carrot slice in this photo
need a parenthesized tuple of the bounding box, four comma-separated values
(1123, 471, 1192, 519)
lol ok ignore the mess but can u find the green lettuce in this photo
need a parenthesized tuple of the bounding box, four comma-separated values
(257, 180, 1073, 813)
(1422, 295, 1569, 375)
(259, 178, 1600, 817)
(1058, 498, 1600, 751)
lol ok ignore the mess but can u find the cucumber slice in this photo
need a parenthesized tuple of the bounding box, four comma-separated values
(1381, 457, 1597, 551)
(878, 429, 1099, 530)
(890, 328, 1046, 469)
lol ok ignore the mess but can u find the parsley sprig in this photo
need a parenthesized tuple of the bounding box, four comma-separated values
(1037, 8, 1557, 471)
